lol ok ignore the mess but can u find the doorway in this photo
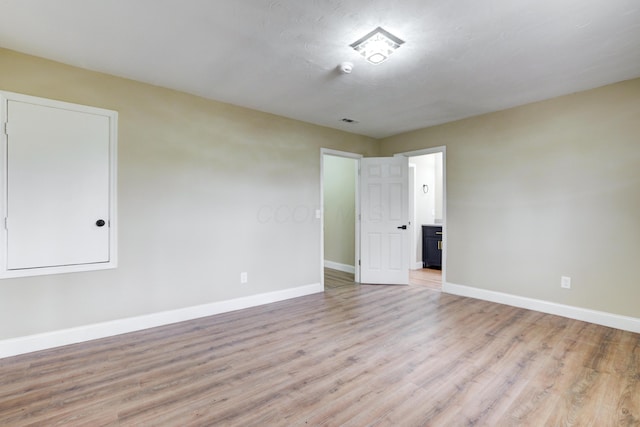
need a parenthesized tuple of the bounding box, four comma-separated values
(397, 147, 446, 290)
(320, 149, 361, 288)
(320, 147, 446, 289)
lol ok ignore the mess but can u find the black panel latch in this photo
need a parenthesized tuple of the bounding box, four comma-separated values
(397, 225, 407, 230)
(96, 219, 106, 227)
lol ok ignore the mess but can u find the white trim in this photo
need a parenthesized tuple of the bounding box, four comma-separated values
(395, 146, 447, 285)
(0, 282, 323, 359)
(443, 281, 640, 334)
(408, 164, 417, 270)
(395, 146, 446, 158)
(324, 260, 355, 274)
(321, 148, 364, 159)
(320, 148, 363, 286)
(411, 262, 424, 270)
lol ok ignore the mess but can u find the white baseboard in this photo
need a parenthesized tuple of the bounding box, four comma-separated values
(0, 282, 323, 359)
(411, 262, 424, 270)
(443, 281, 640, 334)
(324, 260, 355, 274)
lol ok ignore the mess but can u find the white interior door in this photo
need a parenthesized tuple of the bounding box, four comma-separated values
(6, 99, 111, 269)
(360, 157, 409, 285)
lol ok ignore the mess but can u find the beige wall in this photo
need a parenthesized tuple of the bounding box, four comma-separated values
(0, 49, 378, 339)
(323, 155, 357, 268)
(2, 47, 638, 342)
(381, 78, 640, 318)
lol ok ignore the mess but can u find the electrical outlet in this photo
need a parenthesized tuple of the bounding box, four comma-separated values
(240, 272, 248, 284)
(561, 276, 571, 289)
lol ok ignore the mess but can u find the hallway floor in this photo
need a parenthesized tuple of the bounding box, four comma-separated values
(409, 268, 442, 290)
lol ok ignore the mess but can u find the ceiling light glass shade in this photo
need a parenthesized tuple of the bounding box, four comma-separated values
(350, 27, 404, 64)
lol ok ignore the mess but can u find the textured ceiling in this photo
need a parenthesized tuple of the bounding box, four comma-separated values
(1, 0, 639, 138)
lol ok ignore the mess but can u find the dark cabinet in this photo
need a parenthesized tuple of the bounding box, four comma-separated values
(422, 225, 443, 269)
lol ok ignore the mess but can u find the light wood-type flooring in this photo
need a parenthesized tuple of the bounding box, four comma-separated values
(409, 267, 442, 291)
(326, 267, 442, 290)
(1, 269, 638, 426)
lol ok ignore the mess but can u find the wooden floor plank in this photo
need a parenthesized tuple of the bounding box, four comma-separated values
(409, 267, 442, 290)
(0, 268, 638, 426)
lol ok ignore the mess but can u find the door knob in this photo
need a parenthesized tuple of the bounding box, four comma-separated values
(96, 219, 106, 227)
(397, 225, 407, 230)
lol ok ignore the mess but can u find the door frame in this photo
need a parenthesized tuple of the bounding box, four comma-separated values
(408, 163, 418, 269)
(320, 148, 362, 287)
(394, 146, 447, 285)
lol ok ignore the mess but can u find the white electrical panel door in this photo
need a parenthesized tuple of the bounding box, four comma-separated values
(1, 92, 117, 277)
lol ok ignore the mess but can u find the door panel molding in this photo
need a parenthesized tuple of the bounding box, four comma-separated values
(360, 157, 409, 285)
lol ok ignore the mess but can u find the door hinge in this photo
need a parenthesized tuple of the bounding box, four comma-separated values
(358, 259, 361, 266)
(2, 122, 7, 136)
(3, 217, 7, 230)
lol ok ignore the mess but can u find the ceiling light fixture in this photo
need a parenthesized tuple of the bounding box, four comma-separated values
(350, 27, 404, 65)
